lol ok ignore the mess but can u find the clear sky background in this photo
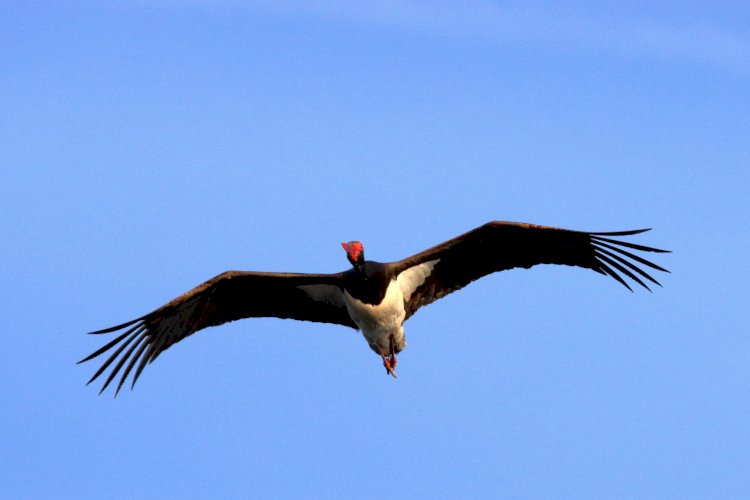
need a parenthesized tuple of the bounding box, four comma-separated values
(2, 1, 749, 498)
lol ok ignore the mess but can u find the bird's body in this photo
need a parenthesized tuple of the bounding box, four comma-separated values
(80, 221, 669, 394)
(343, 278, 407, 359)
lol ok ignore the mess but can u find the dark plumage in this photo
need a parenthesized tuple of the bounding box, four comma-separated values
(80, 221, 669, 395)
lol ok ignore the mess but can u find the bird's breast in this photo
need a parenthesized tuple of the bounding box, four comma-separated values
(343, 279, 406, 353)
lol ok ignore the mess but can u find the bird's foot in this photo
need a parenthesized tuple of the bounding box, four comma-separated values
(384, 333, 398, 377)
(382, 353, 398, 378)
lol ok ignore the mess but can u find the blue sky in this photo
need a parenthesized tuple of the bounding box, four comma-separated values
(2, 1, 749, 498)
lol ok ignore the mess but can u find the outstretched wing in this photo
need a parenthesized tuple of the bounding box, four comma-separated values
(79, 271, 354, 395)
(388, 221, 670, 320)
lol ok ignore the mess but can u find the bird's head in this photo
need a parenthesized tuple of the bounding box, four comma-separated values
(341, 241, 365, 271)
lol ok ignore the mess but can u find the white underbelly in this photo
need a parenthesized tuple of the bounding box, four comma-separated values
(343, 280, 407, 354)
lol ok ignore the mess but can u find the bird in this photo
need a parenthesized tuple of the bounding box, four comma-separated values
(79, 221, 669, 395)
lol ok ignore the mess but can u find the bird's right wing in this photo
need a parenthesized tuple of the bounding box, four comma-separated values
(79, 271, 355, 395)
(389, 221, 670, 320)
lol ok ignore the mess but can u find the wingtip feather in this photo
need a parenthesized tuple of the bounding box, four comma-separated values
(589, 229, 668, 291)
(87, 317, 143, 335)
(590, 228, 652, 237)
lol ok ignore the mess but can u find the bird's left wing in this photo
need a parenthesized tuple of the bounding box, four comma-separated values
(79, 271, 354, 395)
(388, 221, 670, 320)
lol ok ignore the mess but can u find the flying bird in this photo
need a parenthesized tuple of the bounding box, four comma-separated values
(80, 221, 669, 395)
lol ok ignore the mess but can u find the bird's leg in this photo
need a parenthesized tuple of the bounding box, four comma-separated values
(389, 334, 398, 369)
(380, 335, 398, 378)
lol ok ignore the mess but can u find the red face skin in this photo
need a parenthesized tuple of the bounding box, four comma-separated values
(341, 241, 364, 264)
